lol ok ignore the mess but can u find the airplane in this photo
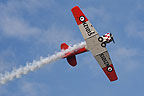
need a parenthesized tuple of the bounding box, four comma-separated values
(61, 6, 118, 82)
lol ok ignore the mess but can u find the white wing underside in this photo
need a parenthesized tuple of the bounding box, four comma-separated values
(71, 6, 118, 81)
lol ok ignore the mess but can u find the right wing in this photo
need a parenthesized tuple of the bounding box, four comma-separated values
(71, 6, 107, 55)
(71, 6, 118, 81)
(71, 6, 98, 40)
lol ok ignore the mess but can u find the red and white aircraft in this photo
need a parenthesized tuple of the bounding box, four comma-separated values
(61, 6, 118, 82)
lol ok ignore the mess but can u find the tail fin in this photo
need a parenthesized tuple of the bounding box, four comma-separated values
(60, 43, 77, 67)
(61, 43, 69, 50)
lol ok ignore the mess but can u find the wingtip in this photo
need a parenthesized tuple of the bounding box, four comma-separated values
(102, 64, 118, 82)
(71, 5, 88, 25)
(71, 6, 79, 11)
(110, 76, 118, 82)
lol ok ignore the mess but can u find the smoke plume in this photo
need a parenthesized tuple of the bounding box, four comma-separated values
(0, 42, 86, 85)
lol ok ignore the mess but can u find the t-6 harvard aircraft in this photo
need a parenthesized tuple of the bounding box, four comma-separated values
(61, 6, 118, 82)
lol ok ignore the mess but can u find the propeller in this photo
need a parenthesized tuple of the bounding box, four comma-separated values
(111, 37, 115, 44)
(110, 33, 115, 44)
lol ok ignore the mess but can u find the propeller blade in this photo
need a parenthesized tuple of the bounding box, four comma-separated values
(111, 37, 115, 44)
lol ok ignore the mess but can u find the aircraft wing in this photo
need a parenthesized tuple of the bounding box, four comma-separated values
(71, 6, 118, 81)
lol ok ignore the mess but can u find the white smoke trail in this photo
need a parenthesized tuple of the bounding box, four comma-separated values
(0, 42, 86, 85)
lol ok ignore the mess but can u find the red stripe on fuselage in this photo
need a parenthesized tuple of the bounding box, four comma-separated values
(63, 47, 88, 58)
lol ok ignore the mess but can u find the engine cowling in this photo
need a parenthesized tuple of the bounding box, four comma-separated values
(98, 33, 115, 47)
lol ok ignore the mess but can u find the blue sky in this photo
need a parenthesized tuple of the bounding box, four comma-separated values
(0, 0, 144, 96)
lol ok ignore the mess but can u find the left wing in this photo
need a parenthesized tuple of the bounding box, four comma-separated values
(71, 6, 118, 81)
(94, 51, 118, 81)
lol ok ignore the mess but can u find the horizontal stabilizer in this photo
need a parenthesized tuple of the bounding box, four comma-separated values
(67, 55, 77, 66)
(61, 43, 77, 66)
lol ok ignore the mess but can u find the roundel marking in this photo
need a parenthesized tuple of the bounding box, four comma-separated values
(79, 16, 85, 22)
(107, 66, 113, 72)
